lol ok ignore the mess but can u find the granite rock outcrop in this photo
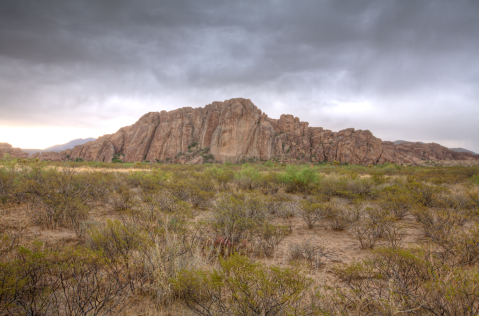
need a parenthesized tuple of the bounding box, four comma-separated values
(25, 98, 478, 165)
(0, 143, 30, 159)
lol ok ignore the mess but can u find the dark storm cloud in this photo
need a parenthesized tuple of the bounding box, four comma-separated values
(0, 0, 478, 151)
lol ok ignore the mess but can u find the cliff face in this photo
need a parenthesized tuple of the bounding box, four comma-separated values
(28, 98, 478, 165)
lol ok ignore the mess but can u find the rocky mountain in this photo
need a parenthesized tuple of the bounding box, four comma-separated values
(393, 140, 477, 156)
(0, 143, 30, 159)
(28, 98, 479, 165)
(446, 148, 476, 155)
(393, 140, 425, 145)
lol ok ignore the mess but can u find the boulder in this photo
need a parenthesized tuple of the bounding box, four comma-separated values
(186, 156, 204, 165)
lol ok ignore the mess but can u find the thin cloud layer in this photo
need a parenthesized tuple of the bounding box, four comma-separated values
(0, 0, 478, 151)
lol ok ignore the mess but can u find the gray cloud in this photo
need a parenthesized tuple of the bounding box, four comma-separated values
(0, 0, 478, 151)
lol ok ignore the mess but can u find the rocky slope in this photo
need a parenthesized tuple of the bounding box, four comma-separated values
(28, 98, 479, 165)
(0, 143, 30, 159)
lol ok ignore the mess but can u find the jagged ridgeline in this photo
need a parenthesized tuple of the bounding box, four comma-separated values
(24, 98, 479, 165)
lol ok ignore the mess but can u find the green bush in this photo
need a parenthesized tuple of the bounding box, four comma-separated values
(277, 165, 320, 193)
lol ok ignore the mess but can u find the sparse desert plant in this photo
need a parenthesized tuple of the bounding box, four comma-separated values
(206, 166, 235, 191)
(346, 199, 365, 222)
(234, 164, 260, 190)
(208, 194, 267, 244)
(111, 181, 136, 211)
(251, 223, 290, 257)
(350, 220, 381, 249)
(264, 194, 292, 215)
(325, 203, 352, 231)
(334, 246, 479, 316)
(0, 239, 132, 316)
(253, 172, 280, 195)
(173, 254, 313, 316)
(298, 200, 324, 229)
(407, 182, 445, 207)
(289, 240, 334, 268)
(378, 185, 417, 219)
(382, 222, 407, 249)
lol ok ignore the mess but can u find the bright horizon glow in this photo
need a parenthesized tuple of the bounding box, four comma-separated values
(0, 126, 99, 149)
(0, 116, 137, 149)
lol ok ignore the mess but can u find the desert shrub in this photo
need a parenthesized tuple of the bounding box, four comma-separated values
(165, 180, 193, 201)
(343, 177, 375, 198)
(314, 176, 347, 201)
(0, 167, 18, 205)
(346, 199, 365, 222)
(188, 188, 215, 209)
(472, 174, 479, 185)
(263, 194, 292, 215)
(111, 181, 136, 211)
(383, 222, 407, 249)
(428, 225, 479, 266)
(173, 254, 313, 316)
(29, 195, 90, 237)
(206, 167, 234, 191)
(253, 172, 280, 195)
(378, 185, 417, 219)
(234, 164, 260, 190)
(139, 231, 207, 306)
(251, 223, 290, 257)
(371, 171, 387, 184)
(325, 204, 352, 231)
(407, 182, 445, 207)
(277, 165, 320, 193)
(435, 190, 476, 210)
(0, 240, 132, 316)
(365, 205, 391, 225)
(189, 172, 216, 192)
(298, 200, 325, 229)
(149, 190, 178, 213)
(86, 220, 149, 264)
(277, 201, 299, 219)
(23, 167, 113, 235)
(127, 169, 169, 193)
(350, 220, 381, 249)
(208, 194, 267, 244)
(264, 160, 274, 167)
(414, 207, 470, 242)
(334, 246, 479, 315)
(289, 240, 333, 268)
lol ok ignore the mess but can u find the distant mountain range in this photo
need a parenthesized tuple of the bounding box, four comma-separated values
(393, 140, 476, 155)
(22, 138, 96, 155)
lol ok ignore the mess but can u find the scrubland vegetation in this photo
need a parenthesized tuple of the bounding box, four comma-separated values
(1, 155, 479, 315)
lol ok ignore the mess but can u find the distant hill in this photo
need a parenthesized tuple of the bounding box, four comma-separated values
(449, 148, 477, 155)
(393, 140, 476, 155)
(393, 140, 425, 145)
(44, 138, 96, 151)
(22, 138, 96, 155)
(22, 148, 52, 155)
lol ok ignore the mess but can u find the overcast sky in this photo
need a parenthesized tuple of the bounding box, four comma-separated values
(1, 0, 478, 151)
